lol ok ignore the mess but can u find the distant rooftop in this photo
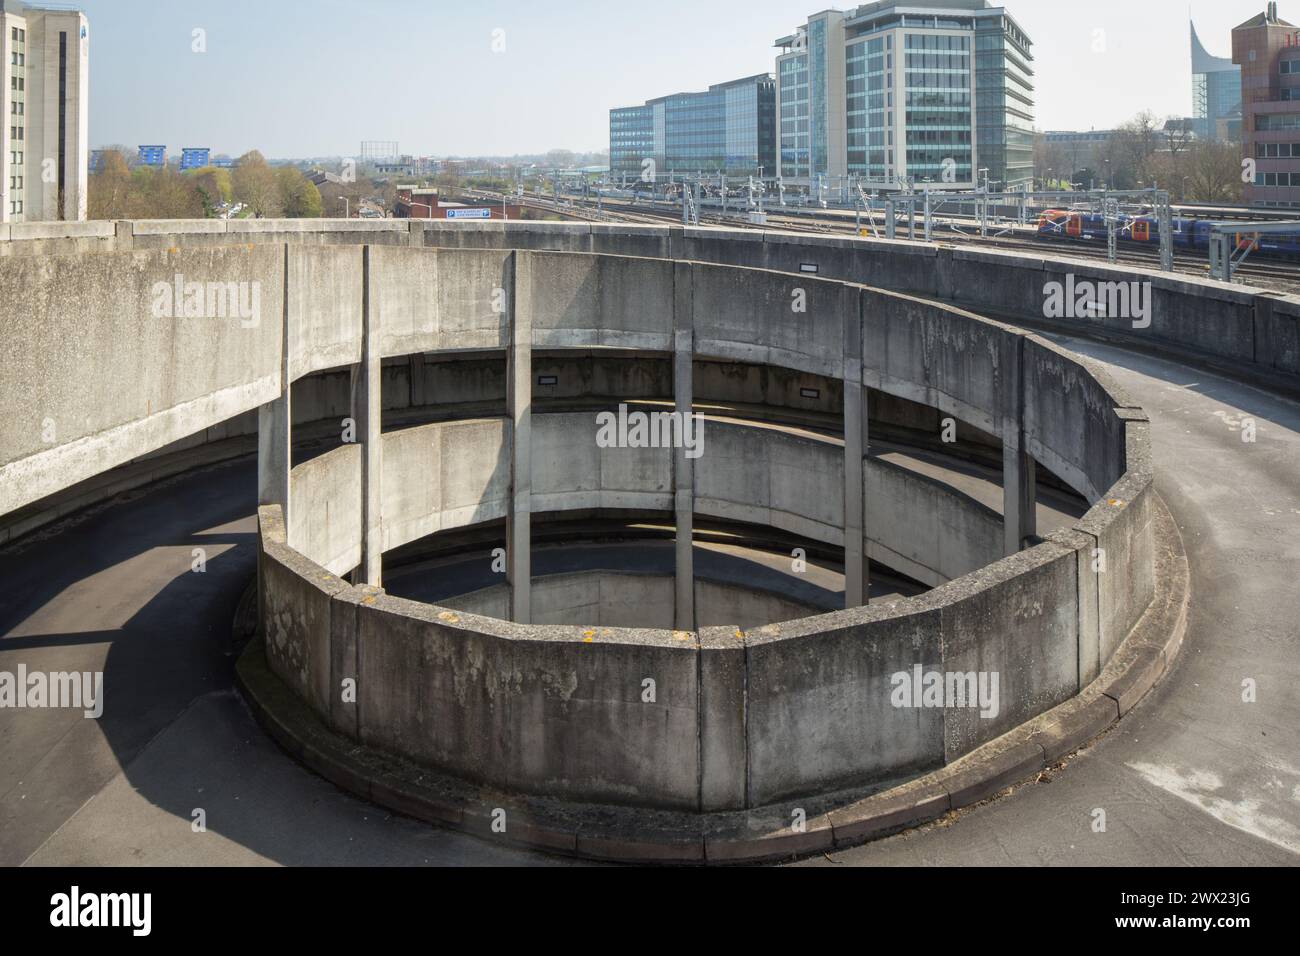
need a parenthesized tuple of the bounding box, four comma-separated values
(777, 1, 1028, 50)
(1235, 1, 1295, 29)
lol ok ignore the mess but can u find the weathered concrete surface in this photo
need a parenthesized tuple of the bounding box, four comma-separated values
(525, 252, 674, 352)
(288, 443, 361, 576)
(0, 246, 284, 515)
(259, 506, 343, 718)
(354, 595, 701, 810)
(286, 245, 363, 379)
(442, 573, 820, 631)
(530, 412, 673, 515)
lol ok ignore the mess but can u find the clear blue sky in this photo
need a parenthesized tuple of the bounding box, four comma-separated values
(74, 0, 1270, 158)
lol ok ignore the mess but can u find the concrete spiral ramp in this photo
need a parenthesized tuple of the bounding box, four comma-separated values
(1, 220, 1297, 866)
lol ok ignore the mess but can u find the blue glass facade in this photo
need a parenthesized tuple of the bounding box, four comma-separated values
(905, 32, 973, 183)
(610, 105, 655, 177)
(610, 75, 775, 178)
(779, 54, 811, 176)
(810, 19, 829, 174)
(975, 15, 1034, 189)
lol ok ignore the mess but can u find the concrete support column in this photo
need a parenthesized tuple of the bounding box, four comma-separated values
(258, 245, 291, 522)
(112, 220, 134, 252)
(257, 395, 291, 512)
(843, 287, 869, 608)
(355, 246, 384, 587)
(507, 252, 532, 624)
(673, 262, 695, 632)
(1002, 333, 1037, 556)
(409, 354, 427, 408)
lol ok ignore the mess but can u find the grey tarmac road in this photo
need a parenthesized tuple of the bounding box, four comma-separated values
(2, 333, 1298, 867)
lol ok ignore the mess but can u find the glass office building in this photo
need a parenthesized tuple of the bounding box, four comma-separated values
(1192, 20, 1243, 142)
(776, 1, 1034, 189)
(975, 12, 1034, 190)
(609, 74, 776, 179)
(779, 53, 812, 177)
(610, 105, 655, 178)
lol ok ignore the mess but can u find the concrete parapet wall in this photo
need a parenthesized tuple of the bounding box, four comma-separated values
(530, 412, 673, 515)
(860, 289, 1013, 439)
(289, 444, 362, 576)
(377, 418, 510, 555)
(0, 245, 284, 516)
(443, 573, 819, 631)
(368, 411, 1000, 589)
(690, 261, 845, 378)
(1021, 337, 1133, 502)
(259, 505, 347, 717)
(525, 252, 675, 352)
(354, 595, 702, 809)
(866, 454, 1003, 587)
(696, 421, 845, 546)
(256, 514, 1122, 810)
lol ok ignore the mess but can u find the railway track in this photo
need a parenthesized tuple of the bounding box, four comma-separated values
(474, 191, 1300, 292)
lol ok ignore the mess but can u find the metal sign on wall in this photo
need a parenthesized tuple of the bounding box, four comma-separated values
(446, 208, 492, 220)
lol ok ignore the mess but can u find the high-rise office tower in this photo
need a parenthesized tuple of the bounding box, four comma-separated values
(775, 0, 1033, 190)
(1, 0, 89, 223)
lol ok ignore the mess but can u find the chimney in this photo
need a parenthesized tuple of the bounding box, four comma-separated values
(1269, 2, 1279, 23)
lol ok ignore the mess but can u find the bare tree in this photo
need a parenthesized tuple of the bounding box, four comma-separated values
(1185, 140, 1244, 203)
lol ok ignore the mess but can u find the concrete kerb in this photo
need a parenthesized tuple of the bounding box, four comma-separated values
(235, 490, 1188, 864)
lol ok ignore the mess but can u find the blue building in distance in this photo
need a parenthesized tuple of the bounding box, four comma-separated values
(180, 147, 211, 171)
(610, 74, 777, 179)
(137, 145, 167, 168)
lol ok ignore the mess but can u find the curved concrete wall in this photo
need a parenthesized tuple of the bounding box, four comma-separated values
(442, 573, 821, 632)
(4, 217, 1297, 385)
(301, 411, 1002, 589)
(258, 493, 1118, 809)
(6, 219, 1276, 522)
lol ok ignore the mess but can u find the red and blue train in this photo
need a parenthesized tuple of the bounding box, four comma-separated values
(1036, 209, 1300, 259)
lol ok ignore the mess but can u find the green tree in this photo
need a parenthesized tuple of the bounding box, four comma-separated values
(189, 166, 233, 217)
(275, 166, 323, 218)
(233, 150, 281, 217)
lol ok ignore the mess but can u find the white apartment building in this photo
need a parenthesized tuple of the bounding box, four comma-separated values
(1, 0, 89, 223)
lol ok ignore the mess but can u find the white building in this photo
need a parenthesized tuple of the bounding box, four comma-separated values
(1, 1, 89, 223)
(775, 1, 1034, 191)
